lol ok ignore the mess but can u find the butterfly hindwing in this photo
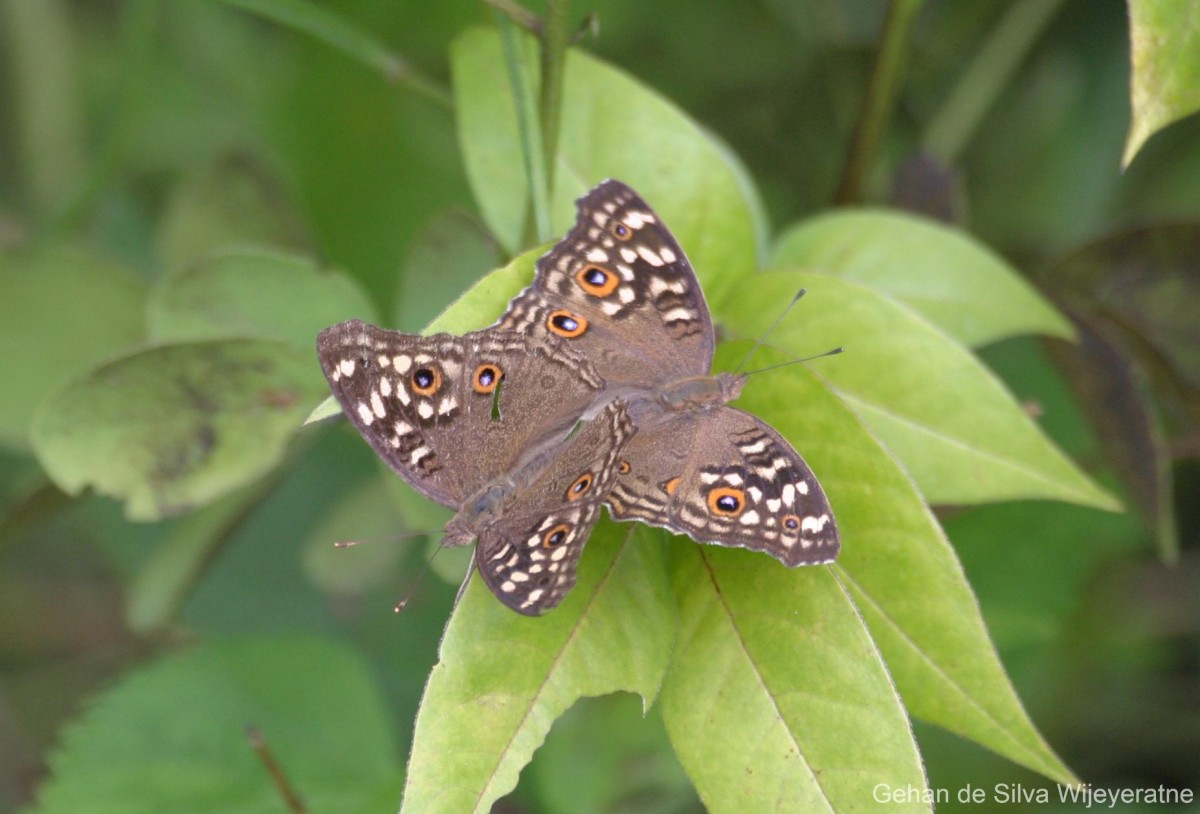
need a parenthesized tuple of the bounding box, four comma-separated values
(473, 400, 635, 615)
(607, 407, 839, 567)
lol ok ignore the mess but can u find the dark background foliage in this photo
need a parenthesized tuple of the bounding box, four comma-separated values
(1, 0, 1197, 811)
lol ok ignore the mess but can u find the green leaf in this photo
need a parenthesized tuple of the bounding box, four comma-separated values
(661, 551, 930, 813)
(149, 248, 378, 351)
(30, 637, 402, 814)
(1124, 0, 1200, 166)
(0, 246, 146, 450)
(720, 271, 1118, 511)
(452, 26, 763, 303)
(30, 339, 326, 520)
(400, 524, 674, 814)
(772, 209, 1073, 347)
(212, 0, 407, 80)
(723, 343, 1075, 785)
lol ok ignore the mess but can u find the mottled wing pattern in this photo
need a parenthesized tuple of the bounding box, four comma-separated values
(316, 320, 604, 508)
(496, 179, 714, 383)
(474, 400, 635, 615)
(607, 407, 839, 567)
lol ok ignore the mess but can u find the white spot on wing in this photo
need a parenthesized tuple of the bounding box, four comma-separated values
(637, 245, 664, 266)
(662, 306, 694, 323)
(801, 514, 830, 533)
(356, 403, 374, 425)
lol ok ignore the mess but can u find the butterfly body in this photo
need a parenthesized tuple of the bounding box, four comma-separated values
(317, 180, 838, 615)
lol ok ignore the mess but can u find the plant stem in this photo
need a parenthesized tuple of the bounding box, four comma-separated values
(538, 0, 572, 193)
(923, 0, 1066, 163)
(835, 0, 924, 205)
(481, 0, 542, 35)
(494, 10, 552, 243)
(215, 0, 452, 108)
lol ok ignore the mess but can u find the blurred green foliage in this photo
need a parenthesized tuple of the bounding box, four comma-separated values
(1, 1, 1198, 812)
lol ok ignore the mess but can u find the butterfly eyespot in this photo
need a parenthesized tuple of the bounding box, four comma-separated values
(782, 513, 801, 532)
(542, 523, 572, 548)
(662, 476, 681, 496)
(565, 472, 593, 501)
(707, 487, 745, 517)
(472, 363, 503, 394)
(575, 264, 620, 297)
(411, 366, 442, 396)
(547, 310, 588, 338)
(610, 221, 633, 240)
(617, 460, 631, 475)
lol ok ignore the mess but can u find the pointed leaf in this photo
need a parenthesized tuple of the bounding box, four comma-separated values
(1124, 0, 1200, 166)
(661, 549, 929, 813)
(452, 27, 763, 302)
(401, 524, 674, 814)
(718, 272, 1117, 511)
(149, 248, 378, 351)
(30, 637, 402, 814)
(31, 339, 326, 520)
(773, 210, 1072, 347)
(729, 351, 1075, 784)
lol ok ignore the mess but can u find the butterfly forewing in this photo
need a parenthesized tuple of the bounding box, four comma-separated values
(497, 180, 715, 385)
(316, 321, 605, 507)
(473, 399, 635, 615)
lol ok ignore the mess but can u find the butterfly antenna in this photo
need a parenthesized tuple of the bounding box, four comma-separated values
(732, 287, 808, 374)
(744, 346, 844, 378)
(332, 529, 431, 548)
(393, 535, 450, 612)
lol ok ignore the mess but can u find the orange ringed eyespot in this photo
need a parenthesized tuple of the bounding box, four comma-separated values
(547, 310, 588, 338)
(707, 487, 745, 517)
(565, 473, 593, 501)
(472, 363, 503, 394)
(610, 221, 633, 240)
(782, 513, 802, 532)
(575, 264, 620, 297)
(542, 523, 572, 548)
(411, 365, 442, 396)
(663, 476, 681, 496)
(617, 460, 631, 475)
